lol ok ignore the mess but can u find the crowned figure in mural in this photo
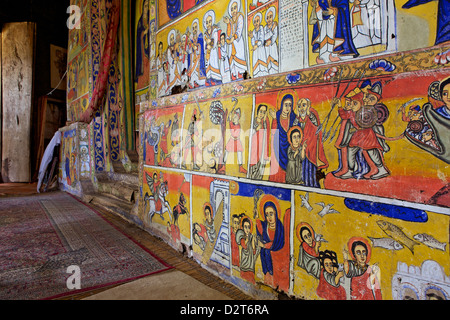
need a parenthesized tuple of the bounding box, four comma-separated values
(224, 0, 248, 81)
(249, 12, 269, 78)
(188, 18, 207, 88)
(263, 6, 279, 74)
(203, 10, 223, 86)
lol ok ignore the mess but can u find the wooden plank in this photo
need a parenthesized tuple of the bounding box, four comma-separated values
(1, 22, 36, 182)
(0, 30, 2, 182)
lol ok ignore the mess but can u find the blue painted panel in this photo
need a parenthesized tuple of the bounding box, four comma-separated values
(344, 198, 428, 222)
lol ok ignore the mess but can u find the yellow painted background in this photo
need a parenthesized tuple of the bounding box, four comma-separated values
(293, 190, 450, 300)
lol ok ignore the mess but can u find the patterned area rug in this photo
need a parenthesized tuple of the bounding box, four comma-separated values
(0, 191, 172, 300)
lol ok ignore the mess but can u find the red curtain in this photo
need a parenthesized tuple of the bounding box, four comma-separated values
(79, 0, 121, 123)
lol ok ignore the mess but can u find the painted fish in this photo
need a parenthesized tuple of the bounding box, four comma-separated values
(368, 237, 404, 251)
(376, 220, 419, 254)
(413, 233, 447, 251)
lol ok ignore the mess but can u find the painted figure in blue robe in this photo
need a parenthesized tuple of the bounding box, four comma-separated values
(65, 152, 71, 185)
(255, 199, 290, 291)
(269, 94, 296, 182)
(135, 0, 150, 82)
(311, 0, 359, 63)
(403, 0, 450, 45)
(257, 201, 284, 276)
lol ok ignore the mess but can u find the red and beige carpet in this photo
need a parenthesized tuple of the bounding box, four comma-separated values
(0, 191, 172, 300)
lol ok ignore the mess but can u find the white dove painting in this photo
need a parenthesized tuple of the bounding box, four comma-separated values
(299, 192, 313, 212)
(315, 202, 340, 217)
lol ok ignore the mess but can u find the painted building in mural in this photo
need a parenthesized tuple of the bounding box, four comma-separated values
(60, 0, 450, 300)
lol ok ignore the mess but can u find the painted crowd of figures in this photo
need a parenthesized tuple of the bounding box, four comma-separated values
(156, 0, 258, 96)
(151, 0, 450, 98)
(249, 77, 395, 187)
(144, 75, 450, 191)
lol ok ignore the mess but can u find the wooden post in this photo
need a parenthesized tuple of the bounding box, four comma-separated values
(1, 22, 36, 182)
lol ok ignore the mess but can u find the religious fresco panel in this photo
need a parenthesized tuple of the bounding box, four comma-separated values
(249, 69, 450, 207)
(247, 1, 280, 78)
(181, 94, 252, 177)
(67, 46, 90, 105)
(229, 182, 292, 292)
(292, 190, 449, 300)
(135, 0, 151, 91)
(59, 125, 84, 197)
(191, 175, 232, 275)
(142, 167, 192, 252)
(156, 0, 249, 96)
(143, 105, 185, 168)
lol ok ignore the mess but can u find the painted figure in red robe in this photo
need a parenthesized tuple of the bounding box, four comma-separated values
(316, 250, 346, 300)
(343, 237, 382, 300)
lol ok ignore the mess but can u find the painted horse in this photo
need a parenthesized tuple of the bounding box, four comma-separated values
(145, 181, 173, 223)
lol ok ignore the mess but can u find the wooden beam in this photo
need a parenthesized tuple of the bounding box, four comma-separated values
(1, 22, 36, 182)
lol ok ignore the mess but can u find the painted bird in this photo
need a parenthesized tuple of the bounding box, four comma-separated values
(315, 202, 340, 217)
(315, 233, 328, 243)
(299, 192, 313, 212)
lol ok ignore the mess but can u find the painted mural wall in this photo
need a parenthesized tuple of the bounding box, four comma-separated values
(154, 0, 449, 97)
(59, 123, 91, 197)
(140, 0, 450, 300)
(61, 0, 450, 300)
(140, 66, 450, 299)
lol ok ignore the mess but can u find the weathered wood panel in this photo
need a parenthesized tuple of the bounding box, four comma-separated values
(1, 22, 35, 182)
(0, 31, 2, 182)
